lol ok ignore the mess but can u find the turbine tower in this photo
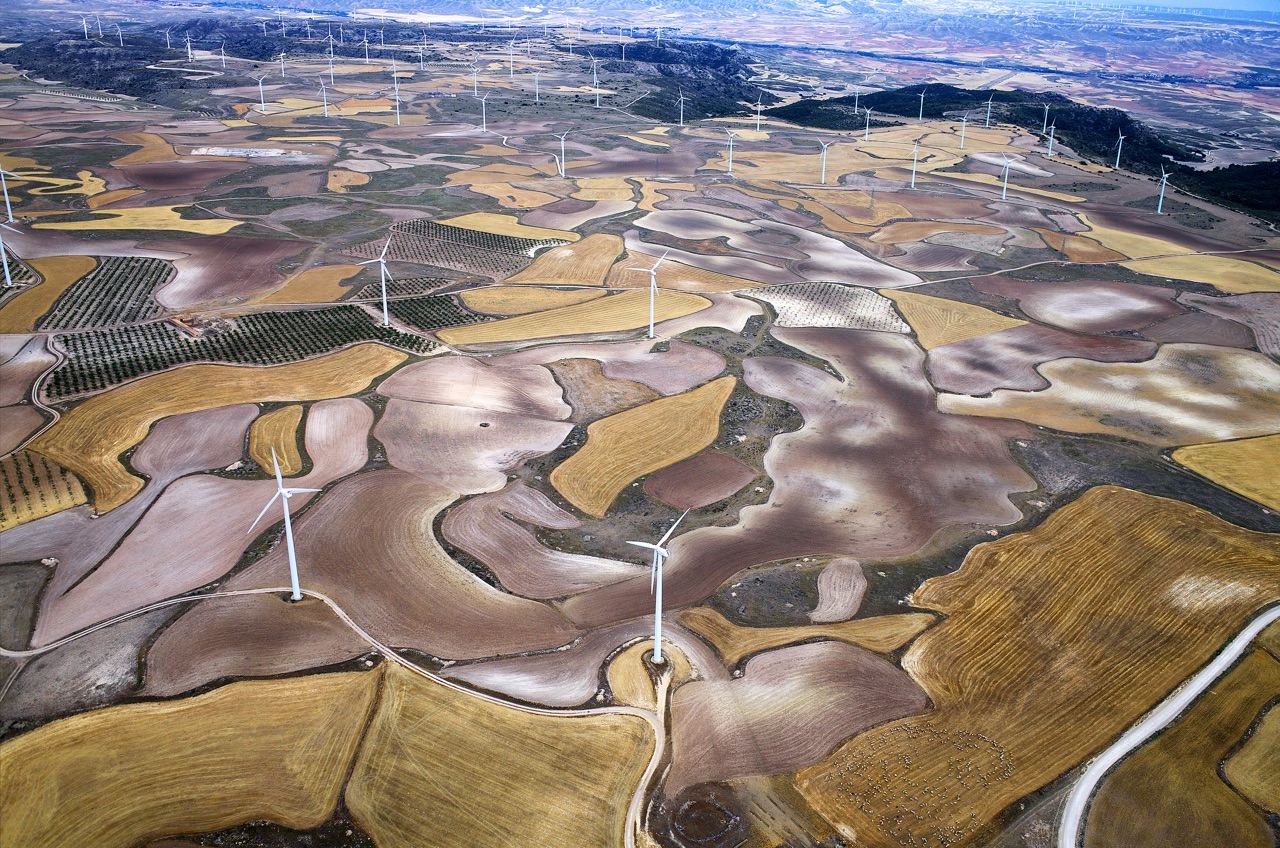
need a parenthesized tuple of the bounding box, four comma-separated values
(114, 23, 123, 47)
(1114, 129, 1125, 170)
(590, 55, 601, 108)
(1046, 123, 1056, 157)
(0, 222, 21, 288)
(959, 112, 968, 150)
(318, 80, 329, 117)
(676, 88, 687, 127)
(626, 509, 690, 664)
(247, 449, 321, 602)
(1041, 102, 1050, 134)
(253, 74, 268, 112)
(1156, 166, 1170, 214)
(864, 107, 873, 142)
(754, 93, 764, 132)
(358, 235, 395, 325)
(475, 91, 490, 132)
(626, 249, 671, 338)
(1000, 154, 1012, 200)
(0, 168, 16, 223)
(818, 138, 834, 185)
(554, 131, 570, 177)
(910, 142, 919, 189)
(917, 89, 925, 122)
(725, 128, 738, 174)
(984, 93, 994, 128)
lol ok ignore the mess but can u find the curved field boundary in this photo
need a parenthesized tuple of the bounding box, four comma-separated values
(1059, 603, 1280, 848)
(28, 344, 406, 513)
(551, 375, 736, 517)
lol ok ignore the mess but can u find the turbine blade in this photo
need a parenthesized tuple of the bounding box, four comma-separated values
(626, 540, 661, 551)
(380, 235, 392, 259)
(272, 448, 284, 489)
(658, 508, 690, 544)
(248, 491, 282, 533)
(284, 487, 322, 494)
(650, 248, 670, 271)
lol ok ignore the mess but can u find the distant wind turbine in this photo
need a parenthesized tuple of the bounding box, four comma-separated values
(725, 128, 738, 174)
(95, 15, 103, 38)
(984, 93, 994, 128)
(818, 138, 834, 185)
(183, 33, 193, 62)
(0, 168, 16, 222)
(508, 39, 517, 77)
(626, 248, 670, 338)
(1114, 129, 1125, 169)
(247, 449, 321, 602)
(626, 509, 690, 664)
(220, 42, 226, 69)
(318, 80, 329, 117)
(534, 70, 541, 104)
(917, 88, 926, 122)
(676, 88, 687, 127)
(470, 62, 479, 96)
(277, 51, 287, 78)
(162, 27, 171, 49)
(959, 112, 968, 150)
(864, 107, 873, 142)
(1000, 153, 1012, 200)
(754, 92, 764, 132)
(361, 34, 370, 63)
(80, 15, 89, 40)
(1157, 166, 1169, 214)
(910, 141, 919, 188)
(114, 23, 123, 47)
(253, 74, 268, 111)
(553, 130, 570, 177)
(475, 91, 489, 132)
(590, 55, 601, 108)
(358, 235, 395, 325)
(853, 84, 861, 113)
(1046, 123, 1056, 157)
(1041, 102, 1050, 134)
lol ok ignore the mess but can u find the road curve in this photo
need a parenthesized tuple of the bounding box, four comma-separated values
(1058, 602, 1280, 848)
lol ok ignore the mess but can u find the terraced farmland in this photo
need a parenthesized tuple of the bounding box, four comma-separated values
(37, 256, 171, 330)
(44, 306, 446, 399)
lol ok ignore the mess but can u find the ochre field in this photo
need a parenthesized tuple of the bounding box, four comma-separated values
(551, 376, 736, 516)
(794, 486, 1280, 848)
(248, 405, 305, 475)
(28, 344, 406, 512)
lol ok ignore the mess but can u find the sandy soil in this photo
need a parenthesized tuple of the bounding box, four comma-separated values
(379, 355, 571, 420)
(560, 327, 1034, 629)
(151, 235, 312, 308)
(31, 399, 369, 646)
(974, 276, 1182, 333)
(376, 399, 571, 495)
(442, 480, 641, 598)
(926, 324, 1156, 396)
(810, 557, 867, 623)
(667, 641, 926, 794)
(643, 451, 758, 510)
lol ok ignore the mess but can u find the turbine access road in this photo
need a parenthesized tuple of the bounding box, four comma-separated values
(1057, 602, 1280, 848)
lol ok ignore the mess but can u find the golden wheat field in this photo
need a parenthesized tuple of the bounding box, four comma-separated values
(459, 286, 607, 315)
(503, 233, 625, 286)
(0, 670, 381, 848)
(0, 255, 98, 333)
(1224, 699, 1280, 815)
(1084, 648, 1280, 848)
(0, 450, 87, 532)
(325, 169, 370, 193)
(794, 486, 1280, 848)
(258, 265, 362, 304)
(28, 344, 406, 513)
(247, 405, 304, 475)
(1121, 255, 1280, 293)
(606, 642, 692, 710)
(346, 664, 654, 848)
(550, 376, 736, 516)
(1172, 434, 1280, 511)
(437, 289, 712, 346)
(32, 205, 241, 234)
(882, 289, 1026, 348)
(677, 608, 937, 667)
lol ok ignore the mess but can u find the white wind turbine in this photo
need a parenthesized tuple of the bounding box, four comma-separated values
(470, 62, 480, 96)
(184, 34, 194, 62)
(508, 39, 517, 77)
(754, 92, 764, 132)
(1000, 153, 1012, 200)
(863, 107, 873, 142)
(984, 93, 994, 128)
(725, 128, 738, 174)
(626, 248, 670, 338)
(95, 15, 103, 38)
(853, 84, 861, 113)
(1157, 166, 1170, 214)
(534, 70, 541, 104)
(917, 88, 925, 122)
(0, 222, 21, 288)
(0, 168, 16, 222)
(162, 27, 171, 49)
(1046, 122, 1056, 157)
(909, 141, 919, 188)
(247, 449, 321, 602)
(959, 111, 968, 150)
(475, 91, 490, 132)
(358, 235, 394, 325)
(626, 509, 690, 665)
(590, 55, 601, 108)
(114, 23, 123, 47)
(253, 74, 268, 111)
(80, 15, 90, 39)
(553, 130, 570, 177)
(220, 42, 226, 69)
(676, 88, 687, 127)
(318, 79, 329, 117)
(818, 138, 834, 184)
(1114, 129, 1125, 169)
(361, 34, 370, 62)
(277, 51, 287, 77)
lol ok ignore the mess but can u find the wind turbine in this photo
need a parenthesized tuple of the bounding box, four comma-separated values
(626, 249, 670, 338)
(725, 128, 738, 174)
(1041, 102, 1050, 134)
(392, 88, 402, 126)
(358, 235, 395, 325)
(0, 222, 20, 288)
(470, 62, 479, 96)
(247, 449, 320, 602)
(1000, 154, 1012, 200)
(0, 168, 16, 222)
(162, 27, 171, 49)
(253, 74, 268, 112)
(590, 55, 601, 108)
(508, 39, 517, 77)
(95, 15, 103, 38)
(864, 107, 873, 142)
(114, 23, 123, 47)
(818, 138, 834, 184)
(1157, 166, 1169, 214)
(676, 88, 687, 127)
(984, 93, 994, 128)
(318, 79, 329, 117)
(754, 92, 764, 132)
(277, 51, 287, 78)
(626, 509, 690, 665)
(360, 34, 370, 62)
(1046, 123, 1056, 157)
(959, 112, 968, 150)
(553, 130, 570, 177)
(220, 42, 226, 69)
(853, 84, 861, 113)
(80, 15, 89, 39)
(183, 33, 193, 62)
(910, 141, 919, 189)
(475, 91, 489, 132)
(917, 88, 925, 122)
(1114, 129, 1125, 169)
